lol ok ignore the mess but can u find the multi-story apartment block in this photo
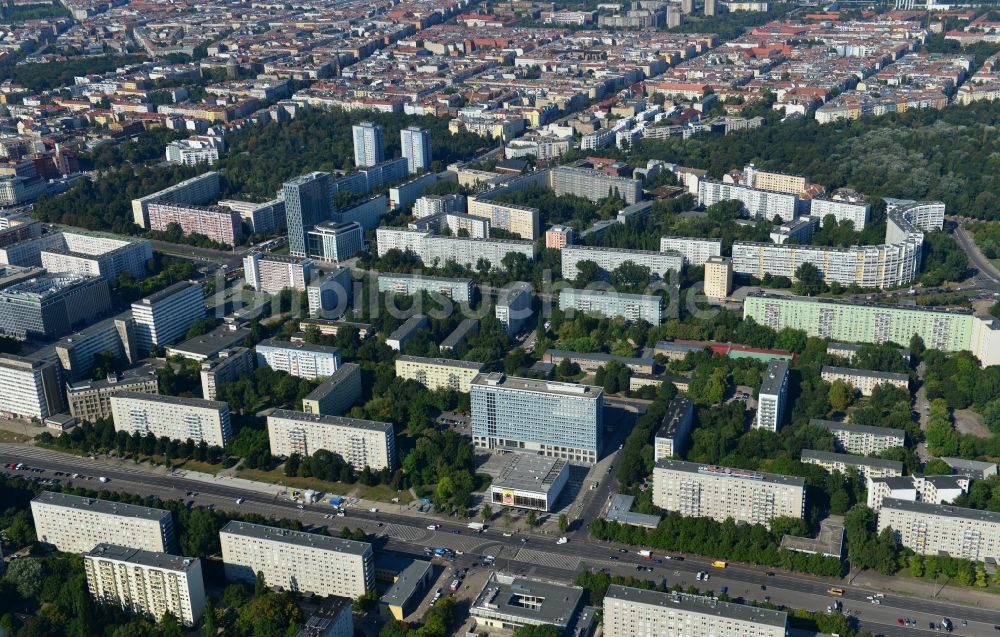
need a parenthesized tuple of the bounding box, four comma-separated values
(353, 122, 385, 168)
(466, 200, 540, 240)
(867, 475, 970, 511)
(256, 339, 340, 380)
(755, 359, 789, 432)
(131, 281, 204, 353)
(470, 372, 604, 464)
(283, 172, 332, 257)
(744, 293, 1000, 368)
(545, 225, 574, 250)
(395, 356, 484, 393)
(131, 172, 220, 228)
(391, 174, 445, 211)
(307, 267, 353, 319)
(731, 239, 923, 289)
(809, 419, 905, 455)
(820, 366, 909, 396)
(740, 164, 807, 196)
(51, 314, 137, 383)
(0, 273, 111, 340)
(0, 353, 63, 418)
(375, 228, 535, 270)
(301, 363, 362, 417)
(877, 499, 1000, 562)
(495, 281, 532, 335)
(800, 449, 903, 481)
(110, 392, 232, 447)
(770, 217, 817, 245)
(653, 460, 806, 526)
(603, 585, 787, 637)
(67, 365, 159, 423)
(220, 521, 374, 598)
(386, 315, 428, 351)
(401, 126, 431, 174)
(561, 245, 683, 281)
(267, 408, 395, 470)
(703, 256, 733, 299)
(654, 396, 695, 461)
(218, 199, 286, 235)
(377, 273, 473, 304)
(941, 457, 998, 480)
(413, 194, 464, 218)
(306, 221, 364, 262)
(559, 288, 663, 325)
(409, 211, 490, 239)
(550, 166, 642, 205)
(165, 137, 222, 167)
(200, 347, 254, 401)
(698, 180, 799, 221)
(31, 491, 176, 554)
(84, 544, 205, 626)
(810, 197, 870, 229)
(658, 236, 722, 266)
(243, 253, 313, 295)
(147, 203, 243, 246)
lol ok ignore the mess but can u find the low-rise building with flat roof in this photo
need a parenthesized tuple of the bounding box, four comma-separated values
(379, 560, 434, 621)
(801, 449, 903, 481)
(295, 597, 353, 637)
(386, 315, 428, 351)
(542, 349, 655, 374)
(653, 340, 706, 360)
(604, 493, 661, 529)
(489, 454, 569, 511)
(470, 572, 592, 634)
(440, 317, 478, 352)
(166, 324, 252, 361)
(603, 585, 787, 637)
(220, 521, 374, 599)
(940, 457, 998, 480)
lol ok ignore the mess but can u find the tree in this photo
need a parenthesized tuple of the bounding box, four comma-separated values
(558, 513, 569, 533)
(202, 598, 217, 637)
(792, 262, 825, 296)
(254, 570, 268, 597)
(513, 626, 561, 637)
(481, 504, 493, 522)
(828, 380, 855, 412)
(525, 510, 538, 527)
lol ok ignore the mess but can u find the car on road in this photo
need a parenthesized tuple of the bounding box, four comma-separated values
(608, 556, 618, 560)
(236, 498, 244, 504)
(618, 548, 628, 553)
(898, 618, 905, 626)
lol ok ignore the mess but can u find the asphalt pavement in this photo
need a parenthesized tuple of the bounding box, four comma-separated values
(3, 444, 999, 637)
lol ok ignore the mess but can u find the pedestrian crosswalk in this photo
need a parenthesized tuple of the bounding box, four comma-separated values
(384, 523, 426, 542)
(514, 547, 580, 571)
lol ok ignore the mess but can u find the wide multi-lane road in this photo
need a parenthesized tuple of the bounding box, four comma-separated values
(3, 444, 999, 637)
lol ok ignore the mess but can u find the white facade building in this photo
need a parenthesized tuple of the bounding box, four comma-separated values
(755, 359, 789, 432)
(256, 339, 340, 380)
(698, 180, 799, 220)
(110, 392, 232, 447)
(131, 281, 204, 353)
(267, 409, 396, 470)
(221, 521, 374, 598)
(658, 236, 722, 266)
(85, 544, 205, 626)
(31, 491, 175, 554)
(878, 499, 1000, 562)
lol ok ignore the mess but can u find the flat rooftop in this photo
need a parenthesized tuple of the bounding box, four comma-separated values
(441, 318, 478, 348)
(388, 315, 428, 340)
(545, 349, 653, 366)
(380, 559, 433, 607)
(378, 272, 473, 285)
(881, 498, 1000, 524)
(86, 543, 199, 572)
(111, 391, 227, 410)
(269, 408, 392, 433)
(604, 494, 661, 529)
(821, 366, 909, 382)
(801, 449, 904, 471)
(656, 395, 693, 439)
(67, 364, 159, 393)
(134, 280, 199, 306)
(396, 355, 484, 370)
(220, 520, 371, 555)
(941, 457, 997, 472)
(760, 359, 789, 396)
(560, 287, 662, 303)
(655, 459, 806, 488)
(605, 585, 787, 627)
(303, 363, 360, 401)
(168, 325, 252, 358)
(33, 491, 170, 522)
(471, 573, 584, 628)
(257, 338, 341, 356)
(471, 372, 603, 400)
(492, 455, 568, 494)
(747, 291, 975, 317)
(810, 419, 905, 439)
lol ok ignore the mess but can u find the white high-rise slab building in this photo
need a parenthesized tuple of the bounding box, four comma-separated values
(352, 122, 385, 168)
(110, 392, 233, 447)
(31, 491, 176, 554)
(401, 126, 432, 174)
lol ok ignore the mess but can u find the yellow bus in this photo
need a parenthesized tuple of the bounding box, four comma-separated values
(711, 561, 727, 569)
(827, 587, 845, 597)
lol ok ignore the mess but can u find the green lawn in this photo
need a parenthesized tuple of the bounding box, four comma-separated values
(235, 467, 409, 503)
(0, 429, 30, 443)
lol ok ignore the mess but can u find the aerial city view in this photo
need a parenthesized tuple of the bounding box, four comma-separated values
(1, 0, 1000, 635)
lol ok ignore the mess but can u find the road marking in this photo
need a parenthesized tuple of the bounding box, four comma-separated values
(515, 547, 580, 571)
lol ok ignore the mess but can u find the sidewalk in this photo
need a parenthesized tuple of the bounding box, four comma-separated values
(847, 568, 999, 609)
